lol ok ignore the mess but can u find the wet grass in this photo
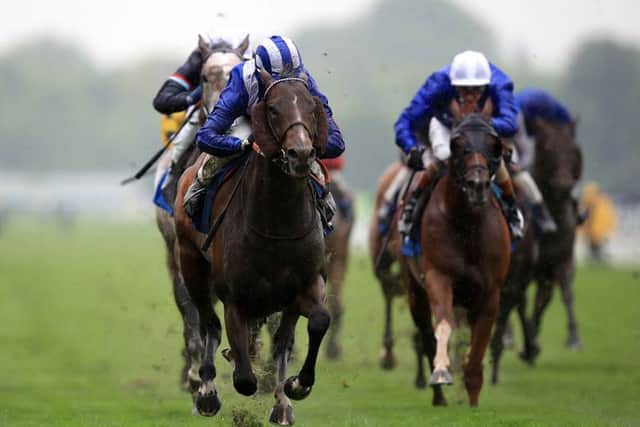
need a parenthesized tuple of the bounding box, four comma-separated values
(1, 220, 639, 426)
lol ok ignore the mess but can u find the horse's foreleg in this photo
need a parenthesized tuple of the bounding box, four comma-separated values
(178, 245, 221, 416)
(465, 291, 500, 407)
(407, 277, 446, 406)
(224, 304, 257, 396)
(529, 278, 553, 362)
(379, 291, 397, 370)
(424, 269, 454, 386)
(490, 295, 515, 385)
(325, 251, 346, 359)
(559, 260, 581, 349)
(269, 308, 299, 426)
(284, 275, 330, 401)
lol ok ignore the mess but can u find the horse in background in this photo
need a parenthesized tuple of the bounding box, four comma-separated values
(369, 161, 429, 385)
(174, 71, 331, 426)
(154, 35, 247, 395)
(525, 118, 583, 361)
(323, 167, 355, 359)
(402, 114, 511, 406)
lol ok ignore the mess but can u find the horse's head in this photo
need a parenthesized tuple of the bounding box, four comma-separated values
(197, 34, 249, 116)
(251, 70, 328, 178)
(533, 118, 582, 195)
(449, 113, 503, 207)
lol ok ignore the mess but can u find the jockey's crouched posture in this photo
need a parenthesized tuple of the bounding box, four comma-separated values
(152, 30, 251, 204)
(393, 50, 526, 242)
(184, 35, 345, 229)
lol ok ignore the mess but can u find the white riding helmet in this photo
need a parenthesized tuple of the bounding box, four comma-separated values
(449, 50, 491, 86)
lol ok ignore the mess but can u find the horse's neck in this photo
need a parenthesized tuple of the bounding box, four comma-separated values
(243, 156, 314, 234)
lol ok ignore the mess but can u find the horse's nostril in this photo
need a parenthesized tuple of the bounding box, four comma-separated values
(287, 149, 299, 159)
(484, 180, 490, 189)
(309, 148, 316, 159)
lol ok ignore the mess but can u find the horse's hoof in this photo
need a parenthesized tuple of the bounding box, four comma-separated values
(429, 369, 453, 385)
(233, 373, 258, 396)
(326, 341, 341, 360)
(269, 404, 295, 426)
(565, 337, 582, 350)
(221, 348, 234, 362)
(415, 375, 427, 389)
(195, 391, 221, 416)
(379, 349, 397, 370)
(432, 394, 448, 407)
(519, 345, 540, 365)
(284, 376, 312, 401)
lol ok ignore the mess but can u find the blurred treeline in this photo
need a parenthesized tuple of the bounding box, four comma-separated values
(1, 0, 638, 193)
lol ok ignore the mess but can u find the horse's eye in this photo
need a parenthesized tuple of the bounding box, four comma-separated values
(201, 75, 209, 84)
(268, 105, 278, 116)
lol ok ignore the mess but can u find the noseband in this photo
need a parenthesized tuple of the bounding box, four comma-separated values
(262, 77, 318, 173)
(450, 117, 501, 187)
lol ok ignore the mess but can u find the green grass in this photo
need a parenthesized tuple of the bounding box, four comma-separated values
(1, 220, 639, 426)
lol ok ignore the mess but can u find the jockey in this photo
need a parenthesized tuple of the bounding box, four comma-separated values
(394, 50, 524, 240)
(184, 35, 345, 222)
(152, 30, 251, 204)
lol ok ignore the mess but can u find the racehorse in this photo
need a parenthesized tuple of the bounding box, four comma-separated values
(174, 70, 330, 426)
(369, 161, 429, 386)
(402, 114, 511, 406)
(490, 187, 537, 384)
(154, 34, 247, 394)
(525, 118, 583, 361)
(324, 177, 355, 359)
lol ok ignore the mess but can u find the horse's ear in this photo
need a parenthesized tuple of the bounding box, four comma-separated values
(250, 101, 279, 157)
(313, 97, 329, 156)
(198, 34, 212, 57)
(481, 96, 494, 121)
(258, 69, 273, 89)
(235, 34, 250, 58)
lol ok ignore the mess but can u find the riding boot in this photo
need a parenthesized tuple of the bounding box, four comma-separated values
(398, 162, 438, 236)
(531, 202, 558, 234)
(161, 161, 184, 208)
(183, 177, 208, 218)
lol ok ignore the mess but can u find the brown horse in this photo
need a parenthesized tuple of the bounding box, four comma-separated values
(369, 161, 430, 387)
(402, 114, 511, 406)
(174, 71, 330, 425)
(154, 35, 247, 394)
(324, 177, 355, 359)
(525, 119, 583, 360)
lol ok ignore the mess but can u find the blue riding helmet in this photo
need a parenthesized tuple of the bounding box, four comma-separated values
(255, 35, 303, 77)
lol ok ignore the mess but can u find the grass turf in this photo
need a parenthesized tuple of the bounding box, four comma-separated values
(0, 220, 638, 426)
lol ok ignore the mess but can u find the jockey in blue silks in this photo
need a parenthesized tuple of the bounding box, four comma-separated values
(510, 87, 577, 230)
(183, 35, 345, 221)
(152, 30, 251, 204)
(391, 51, 525, 245)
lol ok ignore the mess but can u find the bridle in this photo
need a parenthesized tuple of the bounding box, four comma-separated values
(261, 77, 318, 174)
(450, 115, 501, 188)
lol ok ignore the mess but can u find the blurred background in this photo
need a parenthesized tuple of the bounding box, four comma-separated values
(1, 0, 638, 261)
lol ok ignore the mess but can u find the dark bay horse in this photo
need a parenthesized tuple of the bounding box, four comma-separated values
(402, 114, 511, 406)
(324, 177, 355, 359)
(154, 35, 247, 394)
(174, 71, 330, 425)
(526, 119, 583, 360)
(490, 187, 537, 384)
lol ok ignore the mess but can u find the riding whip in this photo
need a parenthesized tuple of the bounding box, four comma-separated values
(120, 106, 199, 185)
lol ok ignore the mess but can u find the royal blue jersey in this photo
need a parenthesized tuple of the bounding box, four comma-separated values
(515, 88, 572, 136)
(394, 63, 519, 154)
(196, 60, 345, 159)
